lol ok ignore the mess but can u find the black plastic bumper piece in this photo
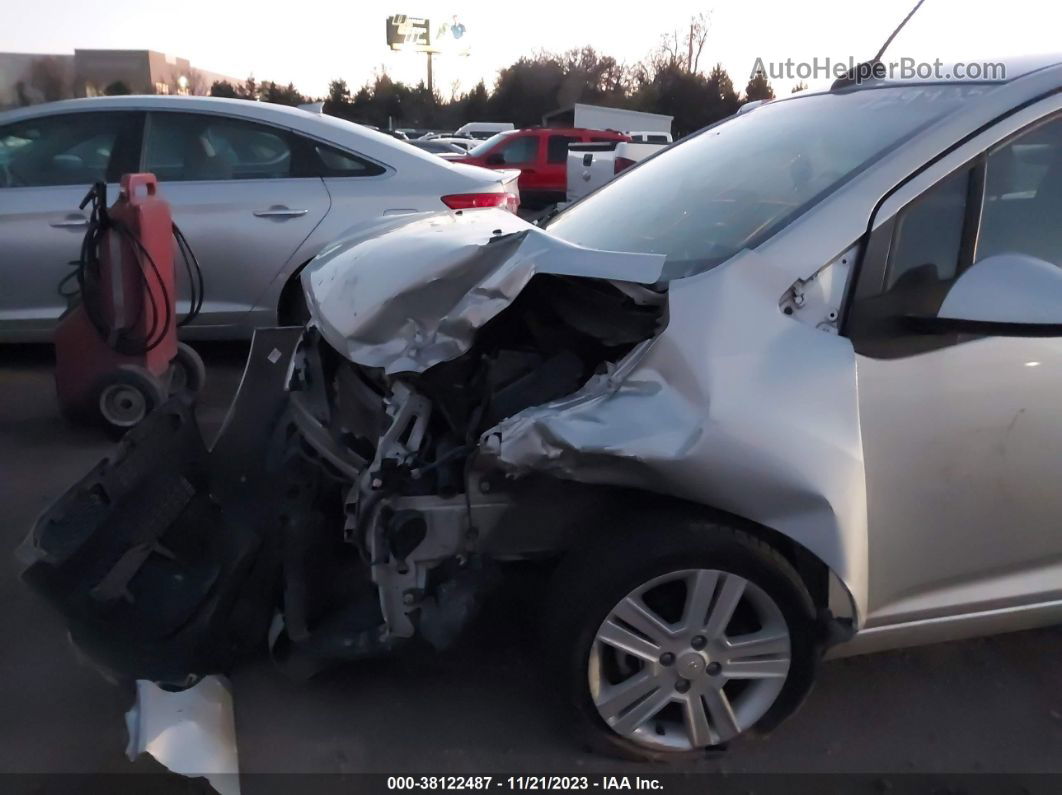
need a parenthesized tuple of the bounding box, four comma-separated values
(18, 327, 304, 687)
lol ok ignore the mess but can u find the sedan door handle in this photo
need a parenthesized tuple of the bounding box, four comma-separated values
(253, 207, 309, 218)
(50, 215, 88, 228)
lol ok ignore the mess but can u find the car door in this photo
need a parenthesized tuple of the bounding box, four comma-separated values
(845, 102, 1062, 629)
(143, 111, 330, 333)
(491, 133, 540, 193)
(546, 133, 580, 198)
(0, 111, 142, 341)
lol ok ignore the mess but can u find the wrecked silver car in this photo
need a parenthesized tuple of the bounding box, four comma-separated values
(20, 57, 1062, 760)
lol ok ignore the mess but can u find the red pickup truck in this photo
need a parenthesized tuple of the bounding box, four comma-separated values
(454, 127, 629, 208)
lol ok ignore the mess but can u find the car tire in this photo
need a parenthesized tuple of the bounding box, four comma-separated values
(543, 515, 820, 761)
(169, 341, 207, 396)
(95, 365, 168, 438)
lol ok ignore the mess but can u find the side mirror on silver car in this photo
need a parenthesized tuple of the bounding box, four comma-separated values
(906, 253, 1062, 336)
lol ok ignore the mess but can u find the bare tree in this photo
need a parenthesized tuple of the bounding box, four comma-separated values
(639, 12, 712, 81)
(28, 56, 69, 102)
(687, 12, 711, 74)
(187, 69, 207, 96)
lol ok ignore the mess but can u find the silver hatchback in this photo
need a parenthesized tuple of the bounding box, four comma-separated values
(21, 55, 1062, 763)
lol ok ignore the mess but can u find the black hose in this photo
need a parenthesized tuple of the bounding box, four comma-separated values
(173, 222, 205, 327)
(73, 182, 205, 354)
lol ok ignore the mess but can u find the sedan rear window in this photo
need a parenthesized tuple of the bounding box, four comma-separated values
(547, 85, 996, 279)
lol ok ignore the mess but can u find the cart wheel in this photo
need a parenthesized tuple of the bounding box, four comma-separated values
(169, 342, 207, 395)
(97, 365, 167, 436)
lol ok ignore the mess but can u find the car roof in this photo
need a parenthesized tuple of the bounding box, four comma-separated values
(733, 55, 1062, 117)
(823, 53, 1062, 93)
(522, 127, 627, 136)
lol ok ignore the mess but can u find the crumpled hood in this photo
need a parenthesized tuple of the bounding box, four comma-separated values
(301, 208, 666, 374)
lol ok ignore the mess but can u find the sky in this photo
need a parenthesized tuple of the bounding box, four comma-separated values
(2, 0, 1060, 99)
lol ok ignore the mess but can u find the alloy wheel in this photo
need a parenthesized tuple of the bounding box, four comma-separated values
(589, 568, 791, 751)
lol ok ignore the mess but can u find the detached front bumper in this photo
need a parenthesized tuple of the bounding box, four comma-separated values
(18, 328, 304, 687)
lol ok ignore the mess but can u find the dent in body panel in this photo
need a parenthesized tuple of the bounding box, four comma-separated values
(479, 250, 870, 624)
(302, 208, 666, 375)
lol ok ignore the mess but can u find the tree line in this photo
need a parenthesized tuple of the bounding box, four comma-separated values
(209, 17, 783, 137)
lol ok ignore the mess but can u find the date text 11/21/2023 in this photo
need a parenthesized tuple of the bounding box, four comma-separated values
(386, 777, 664, 791)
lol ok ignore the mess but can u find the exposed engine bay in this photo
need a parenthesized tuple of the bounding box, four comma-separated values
(19, 211, 672, 684)
(287, 267, 667, 658)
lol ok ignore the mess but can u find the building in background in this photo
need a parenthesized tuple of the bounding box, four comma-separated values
(0, 49, 240, 108)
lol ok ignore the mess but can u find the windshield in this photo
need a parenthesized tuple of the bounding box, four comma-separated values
(547, 85, 995, 279)
(468, 130, 516, 157)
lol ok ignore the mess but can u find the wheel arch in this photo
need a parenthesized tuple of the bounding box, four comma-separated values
(277, 257, 315, 326)
(528, 482, 857, 635)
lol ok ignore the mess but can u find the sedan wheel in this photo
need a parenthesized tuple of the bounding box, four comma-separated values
(589, 569, 791, 751)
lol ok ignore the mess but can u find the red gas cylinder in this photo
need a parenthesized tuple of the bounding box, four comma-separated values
(54, 174, 204, 434)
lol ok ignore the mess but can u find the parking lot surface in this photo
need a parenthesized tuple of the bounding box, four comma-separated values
(1, 343, 1060, 782)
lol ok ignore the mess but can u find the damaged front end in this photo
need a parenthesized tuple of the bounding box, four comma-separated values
(19, 209, 672, 685)
(281, 209, 670, 667)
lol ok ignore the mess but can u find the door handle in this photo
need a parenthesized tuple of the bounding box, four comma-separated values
(50, 215, 88, 228)
(253, 207, 309, 218)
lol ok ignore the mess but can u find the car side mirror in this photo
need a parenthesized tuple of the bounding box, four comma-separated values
(485, 153, 505, 166)
(905, 254, 1062, 336)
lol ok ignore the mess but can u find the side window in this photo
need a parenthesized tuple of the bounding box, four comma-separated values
(547, 135, 579, 164)
(0, 112, 141, 188)
(496, 135, 538, 165)
(309, 142, 386, 177)
(976, 115, 1062, 268)
(846, 113, 1062, 358)
(883, 167, 970, 297)
(145, 113, 294, 181)
(845, 167, 974, 357)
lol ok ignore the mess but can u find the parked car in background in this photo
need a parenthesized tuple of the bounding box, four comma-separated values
(408, 140, 468, 159)
(419, 135, 476, 151)
(0, 96, 519, 342)
(565, 134, 673, 203)
(628, 130, 673, 144)
(454, 121, 514, 139)
(456, 127, 629, 207)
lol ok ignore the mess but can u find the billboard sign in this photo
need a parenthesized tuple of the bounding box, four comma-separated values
(385, 15, 469, 55)
(386, 15, 431, 51)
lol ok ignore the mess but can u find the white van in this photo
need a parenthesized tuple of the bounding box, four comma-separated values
(454, 121, 515, 140)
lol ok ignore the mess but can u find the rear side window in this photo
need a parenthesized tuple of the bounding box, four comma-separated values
(0, 112, 141, 188)
(146, 112, 294, 181)
(547, 135, 579, 164)
(310, 142, 386, 177)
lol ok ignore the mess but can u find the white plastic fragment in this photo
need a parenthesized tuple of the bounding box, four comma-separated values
(125, 675, 240, 795)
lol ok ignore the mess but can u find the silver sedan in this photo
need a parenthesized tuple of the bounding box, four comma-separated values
(0, 95, 518, 342)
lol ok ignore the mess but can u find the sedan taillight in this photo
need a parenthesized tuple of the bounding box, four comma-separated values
(441, 192, 520, 213)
